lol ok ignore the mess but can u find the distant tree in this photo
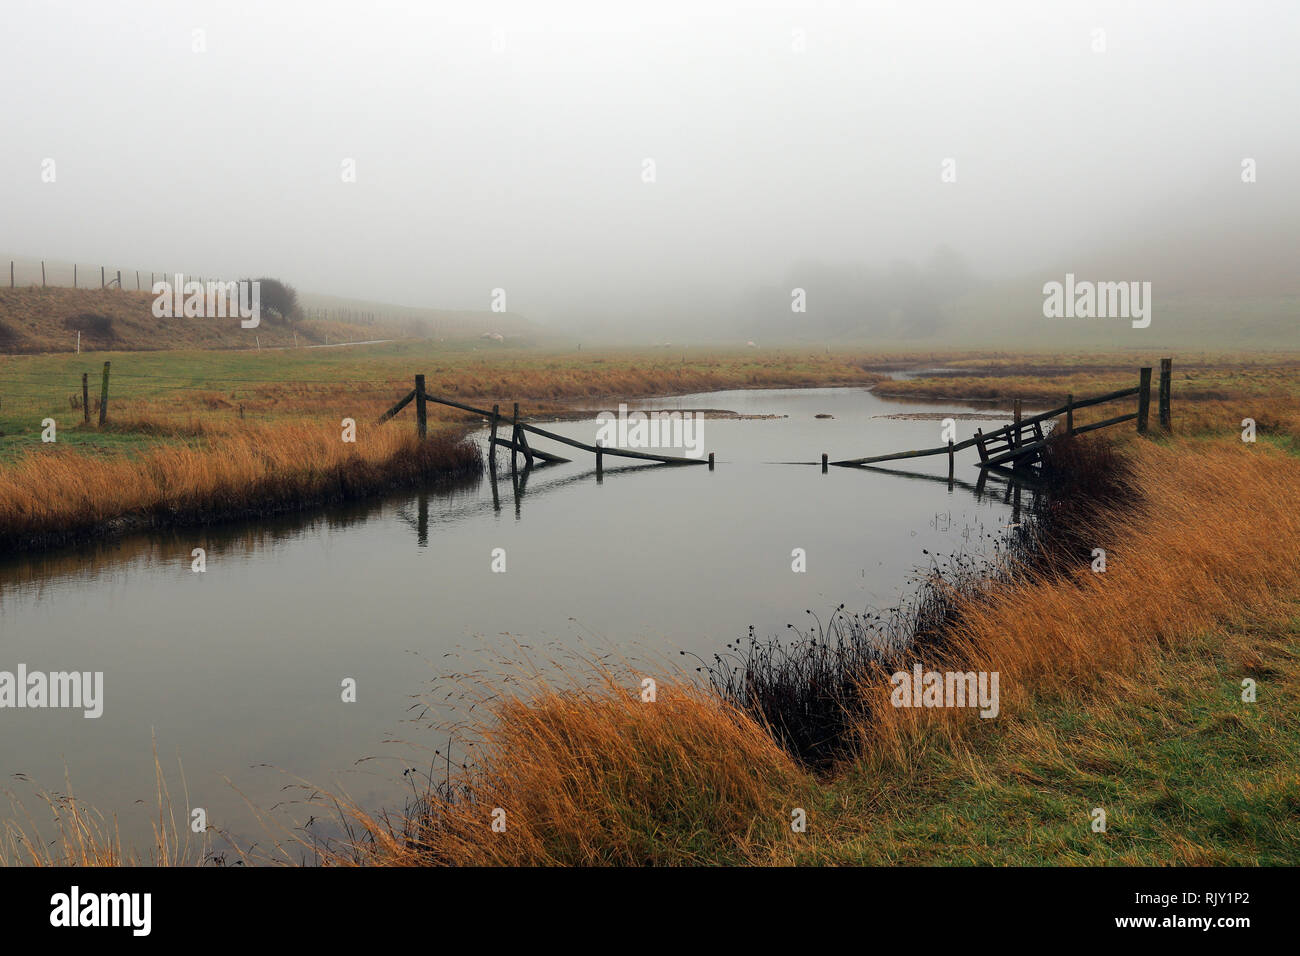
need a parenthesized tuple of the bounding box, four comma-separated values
(251, 278, 303, 323)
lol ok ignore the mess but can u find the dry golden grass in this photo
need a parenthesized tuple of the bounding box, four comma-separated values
(853, 435, 1300, 763)
(2, 747, 212, 866)
(329, 672, 805, 866)
(0, 420, 480, 552)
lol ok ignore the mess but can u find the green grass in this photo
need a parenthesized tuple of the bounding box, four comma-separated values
(789, 610, 1300, 865)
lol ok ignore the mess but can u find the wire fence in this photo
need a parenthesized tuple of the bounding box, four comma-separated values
(6, 257, 388, 324)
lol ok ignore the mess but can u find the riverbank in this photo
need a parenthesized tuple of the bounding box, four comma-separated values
(324, 428, 1300, 865)
(0, 345, 888, 555)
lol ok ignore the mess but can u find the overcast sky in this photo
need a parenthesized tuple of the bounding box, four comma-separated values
(2, 0, 1296, 326)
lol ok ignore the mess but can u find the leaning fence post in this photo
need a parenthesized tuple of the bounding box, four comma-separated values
(1158, 357, 1172, 432)
(82, 373, 89, 424)
(98, 361, 110, 426)
(1137, 367, 1152, 434)
(414, 374, 427, 440)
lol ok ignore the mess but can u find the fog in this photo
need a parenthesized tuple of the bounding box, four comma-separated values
(2, 0, 1297, 341)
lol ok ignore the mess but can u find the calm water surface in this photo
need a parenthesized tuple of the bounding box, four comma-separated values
(0, 386, 1023, 853)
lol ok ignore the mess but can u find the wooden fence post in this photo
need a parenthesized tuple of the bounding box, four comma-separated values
(511, 402, 520, 473)
(41, 261, 46, 287)
(1137, 367, 1152, 434)
(82, 373, 89, 424)
(489, 403, 500, 469)
(1158, 357, 1172, 432)
(74, 264, 77, 287)
(415, 374, 427, 439)
(1066, 394, 1074, 435)
(98, 361, 110, 426)
(948, 440, 954, 483)
(101, 266, 105, 289)
(709, 452, 715, 471)
(821, 452, 828, 473)
(8, 261, 12, 288)
(596, 441, 603, 478)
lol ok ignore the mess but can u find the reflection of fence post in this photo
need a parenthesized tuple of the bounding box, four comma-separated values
(82, 373, 89, 424)
(414, 374, 427, 440)
(98, 361, 110, 426)
(1158, 357, 1172, 432)
(1137, 367, 1152, 434)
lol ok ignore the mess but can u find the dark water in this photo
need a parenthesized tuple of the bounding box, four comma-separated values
(0, 386, 1022, 855)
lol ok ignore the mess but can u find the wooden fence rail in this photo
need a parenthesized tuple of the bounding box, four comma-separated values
(829, 361, 1170, 474)
(377, 376, 713, 471)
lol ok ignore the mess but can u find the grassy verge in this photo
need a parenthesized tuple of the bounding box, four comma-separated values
(0, 422, 481, 554)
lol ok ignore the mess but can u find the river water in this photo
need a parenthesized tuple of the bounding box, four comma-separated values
(0, 385, 1023, 857)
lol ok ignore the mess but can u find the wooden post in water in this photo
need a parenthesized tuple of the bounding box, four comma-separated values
(82, 373, 89, 424)
(947, 440, 954, 484)
(596, 441, 603, 479)
(1137, 367, 1152, 434)
(511, 402, 520, 473)
(489, 403, 500, 469)
(414, 374, 427, 440)
(1066, 394, 1074, 435)
(1158, 357, 1172, 432)
(709, 452, 716, 471)
(98, 361, 110, 426)
(821, 452, 828, 474)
